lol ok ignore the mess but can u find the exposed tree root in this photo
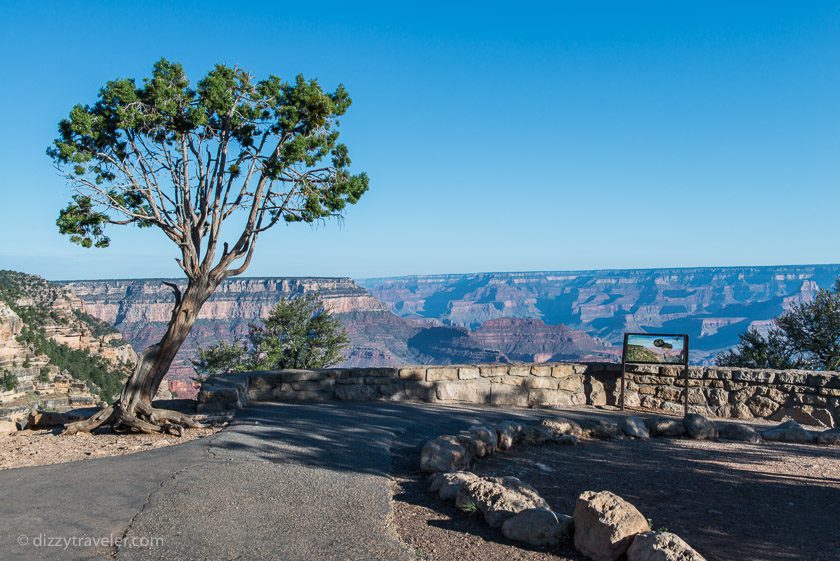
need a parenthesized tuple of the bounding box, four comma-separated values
(63, 406, 117, 435)
(63, 402, 206, 436)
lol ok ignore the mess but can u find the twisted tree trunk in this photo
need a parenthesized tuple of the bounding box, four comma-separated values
(64, 277, 218, 435)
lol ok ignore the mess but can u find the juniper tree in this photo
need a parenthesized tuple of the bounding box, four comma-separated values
(717, 279, 840, 371)
(51, 59, 368, 434)
(193, 294, 349, 379)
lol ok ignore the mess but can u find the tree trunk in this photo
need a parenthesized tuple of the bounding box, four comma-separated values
(64, 277, 219, 435)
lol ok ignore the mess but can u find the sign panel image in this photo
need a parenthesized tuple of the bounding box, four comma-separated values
(623, 333, 687, 365)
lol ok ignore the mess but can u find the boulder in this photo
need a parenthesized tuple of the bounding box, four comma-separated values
(645, 417, 687, 437)
(627, 531, 707, 561)
(420, 436, 472, 473)
(26, 410, 70, 430)
(456, 475, 551, 528)
(523, 424, 556, 444)
(620, 416, 650, 439)
(0, 420, 17, 435)
(496, 420, 525, 450)
(716, 423, 761, 443)
(761, 420, 815, 444)
(573, 490, 650, 561)
(683, 414, 718, 440)
(465, 424, 498, 456)
(817, 427, 840, 445)
(501, 508, 573, 546)
(429, 471, 480, 500)
(541, 417, 584, 438)
(581, 419, 624, 440)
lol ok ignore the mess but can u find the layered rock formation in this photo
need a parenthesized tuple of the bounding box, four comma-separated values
(63, 278, 530, 393)
(0, 270, 136, 415)
(472, 318, 618, 362)
(360, 264, 840, 363)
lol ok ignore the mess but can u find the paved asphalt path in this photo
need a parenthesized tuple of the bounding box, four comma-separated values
(0, 401, 554, 561)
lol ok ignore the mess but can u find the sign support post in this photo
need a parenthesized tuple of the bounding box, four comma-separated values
(620, 333, 628, 411)
(683, 336, 690, 417)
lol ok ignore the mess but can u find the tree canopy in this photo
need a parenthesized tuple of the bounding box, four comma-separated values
(49, 58, 368, 280)
(716, 279, 840, 371)
(52, 59, 368, 435)
(193, 294, 349, 378)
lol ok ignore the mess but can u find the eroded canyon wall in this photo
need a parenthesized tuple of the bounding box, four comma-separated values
(360, 264, 840, 363)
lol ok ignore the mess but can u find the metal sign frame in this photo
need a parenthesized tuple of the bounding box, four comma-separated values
(620, 333, 690, 416)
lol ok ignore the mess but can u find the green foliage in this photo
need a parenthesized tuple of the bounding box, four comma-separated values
(22, 357, 31, 368)
(715, 327, 801, 369)
(2, 371, 17, 392)
(193, 294, 349, 376)
(192, 338, 250, 381)
(73, 309, 119, 337)
(625, 344, 659, 363)
(248, 294, 349, 370)
(48, 58, 368, 250)
(457, 499, 480, 515)
(717, 279, 840, 370)
(39, 367, 51, 383)
(0, 270, 126, 401)
(17, 326, 125, 402)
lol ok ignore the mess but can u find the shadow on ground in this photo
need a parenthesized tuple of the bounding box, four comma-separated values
(394, 415, 840, 561)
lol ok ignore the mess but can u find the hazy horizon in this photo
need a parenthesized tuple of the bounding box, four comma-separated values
(36, 261, 840, 283)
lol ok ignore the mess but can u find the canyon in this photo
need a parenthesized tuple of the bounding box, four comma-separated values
(0, 271, 137, 419)
(360, 264, 840, 363)
(58, 264, 840, 398)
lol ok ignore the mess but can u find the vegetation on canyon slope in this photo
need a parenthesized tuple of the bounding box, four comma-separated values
(0, 270, 128, 401)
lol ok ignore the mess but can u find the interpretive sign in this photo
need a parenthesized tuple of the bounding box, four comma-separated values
(620, 332, 690, 414)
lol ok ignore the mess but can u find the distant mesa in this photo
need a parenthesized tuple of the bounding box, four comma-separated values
(48, 263, 840, 395)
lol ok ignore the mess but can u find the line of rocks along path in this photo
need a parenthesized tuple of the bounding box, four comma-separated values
(0, 401, 556, 561)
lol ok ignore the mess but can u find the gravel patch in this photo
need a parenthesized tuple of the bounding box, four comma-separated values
(0, 426, 222, 470)
(393, 435, 840, 561)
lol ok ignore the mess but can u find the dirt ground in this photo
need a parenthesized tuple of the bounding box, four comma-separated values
(393, 436, 840, 561)
(0, 401, 225, 470)
(0, 426, 222, 469)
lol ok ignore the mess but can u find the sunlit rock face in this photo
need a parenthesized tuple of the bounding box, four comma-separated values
(63, 278, 526, 392)
(360, 264, 840, 363)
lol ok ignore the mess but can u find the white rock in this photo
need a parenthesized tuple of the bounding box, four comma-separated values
(456, 475, 551, 528)
(627, 531, 706, 561)
(496, 420, 525, 450)
(716, 423, 761, 443)
(645, 417, 686, 437)
(573, 490, 650, 561)
(0, 420, 17, 435)
(620, 416, 650, 439)
(540, 417, 584, 437)
(761, 420, 815, 444)
(420, 435, 472, 473)
(683, 414, 718, 440)
(501, 508, 573, 546)
(430, 471, 479, 500)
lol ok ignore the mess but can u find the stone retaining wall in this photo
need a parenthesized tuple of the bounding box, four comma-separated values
(197, 362, 840, 427)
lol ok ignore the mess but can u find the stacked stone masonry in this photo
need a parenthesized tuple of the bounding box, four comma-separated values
(197, 362, 840, 428)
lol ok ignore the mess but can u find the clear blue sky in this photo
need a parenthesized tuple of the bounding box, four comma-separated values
(1, 1, 838, 280)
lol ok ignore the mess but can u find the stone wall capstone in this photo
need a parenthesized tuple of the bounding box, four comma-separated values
(197, 362, 840, 428)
